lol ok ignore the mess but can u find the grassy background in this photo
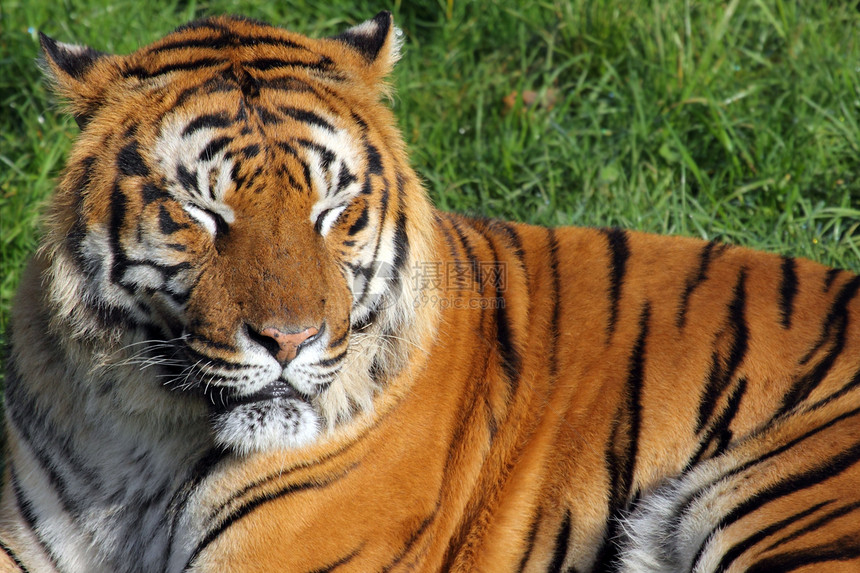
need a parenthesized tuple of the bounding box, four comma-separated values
(2, 0, 860, 354)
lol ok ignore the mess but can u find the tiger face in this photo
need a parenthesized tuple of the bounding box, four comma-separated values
(40, 13, 416, 453)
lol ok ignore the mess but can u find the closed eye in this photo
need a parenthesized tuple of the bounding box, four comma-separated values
(184, 203, 231, 236)
(314, 204, 347, 236)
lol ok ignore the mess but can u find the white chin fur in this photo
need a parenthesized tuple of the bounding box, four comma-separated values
(211, 398, 320, 455)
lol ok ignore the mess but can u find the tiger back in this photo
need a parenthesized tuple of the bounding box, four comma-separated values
(2, 12, 859, 573)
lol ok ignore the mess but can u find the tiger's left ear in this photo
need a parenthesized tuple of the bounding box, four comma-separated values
(329, 11, 402, 84)
(39, 33, 117, 128)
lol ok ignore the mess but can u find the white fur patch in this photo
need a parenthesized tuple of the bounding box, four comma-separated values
(615, 460, 736, 572)
(211, 398, 320, 455)
(154, 114, 236, 227)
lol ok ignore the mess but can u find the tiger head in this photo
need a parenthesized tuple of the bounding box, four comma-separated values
(37, 13, 437, 454)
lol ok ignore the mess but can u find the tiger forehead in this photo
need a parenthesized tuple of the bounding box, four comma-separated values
(139, 71, 342, 190)
(150, 110, 321, 206)
(125, 15, 329, 81)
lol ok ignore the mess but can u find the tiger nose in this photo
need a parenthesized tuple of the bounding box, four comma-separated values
(257, 326, 319, 364)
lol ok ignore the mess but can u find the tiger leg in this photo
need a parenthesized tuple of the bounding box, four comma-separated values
(615, 397, 860, 572)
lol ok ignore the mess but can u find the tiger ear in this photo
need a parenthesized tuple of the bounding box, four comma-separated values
(39, 33, 114, 128)
(330, 11, 402, 82)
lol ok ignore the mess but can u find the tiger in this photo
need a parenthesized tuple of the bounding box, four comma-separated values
(2, 10, 859, 573)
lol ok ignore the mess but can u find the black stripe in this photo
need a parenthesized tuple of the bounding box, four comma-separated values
(274, 140, 311, 191)
(10, 470, 60, 570)
(65, 156, 96, 266)
(181, 344, 245, 370)
(598, 303, 650, 569)
(824, 267, 841, 292)
(198, 136, 231, 161)
(274, 139, 299, 158)
(158, 204, 188, 235)
(447, 216, 481, 293)
(152, 36, 234, 53)
(779, 256, 799, 328)
(117, 140, 149, 177)
(176, 164, 199, 194)
(182, 112, 232, 137)
(107, 182, 139, 293)
(807, 366, 860, 412)
(228, 66, 256, 99)
(391, 211, 410, 272)
(692, 437, 860, 568)
(201, 439, 364, 529)
(347, 206, 369, 235)
(244, 56, 332, 72)
(495, 280, 522, 388)
(484, 219, 529, 295)
(279, 106, 335, 131)
(800, 274, 860, 365)
(145, 260, 192, 282)
(335, 163, 357, 194)
(436, 214, 461, 268)
(239, 144, 260, 159)
(548, 228, 562, 378)
(689, 377, 747, 467)
(306, 545, 362, 573)
(275, 163, 302, 192)
(677, 240, 720, 329)
(316, 349, 347, 368)
(161, 448, 227, 568)
(471, 220, 520, 397)
(69, 154, 96, 193)
(779, 274, 860, 416)
(487, 219, 525, 261)
(601, 228, 630, 338)
(607, 302, 650, 504)
(142, 181, 169, 204)
(515, 506, 542, 573)
(152, 33, 306, 54)
(733, 406, 860, 480)
(0, 538, 30, 573)
(257, 75, 316, 93)
(185, 466, 355, 570)
(379, 510, 437, 573)
(364, 142, 383, 175)
(779, 322, 850, 418)
(253, 104, 283, 125)
(765, 499, 860, 553)
(747, 534, 860, 573)
(357, 181, 390, 308)
(295, 138, 335, 171)
(350, 111, 369, 132)
(712, 500, 831, 573)
(548, 510, 572, 573)
(125, 58, 224, 79)
(695, 269, 749, 433)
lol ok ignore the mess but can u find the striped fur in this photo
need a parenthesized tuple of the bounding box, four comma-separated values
(3, 12, 860, 573)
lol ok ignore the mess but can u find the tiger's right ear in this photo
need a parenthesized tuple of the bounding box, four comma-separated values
(39, 33, 116, 128)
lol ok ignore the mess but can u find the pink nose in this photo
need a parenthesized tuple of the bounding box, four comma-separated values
(259, 326, 319, 364)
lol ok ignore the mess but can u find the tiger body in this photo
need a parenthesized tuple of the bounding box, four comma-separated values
(2, 12, 860, 573)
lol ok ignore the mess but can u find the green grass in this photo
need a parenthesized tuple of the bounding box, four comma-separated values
(2, 0, 860, 353)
